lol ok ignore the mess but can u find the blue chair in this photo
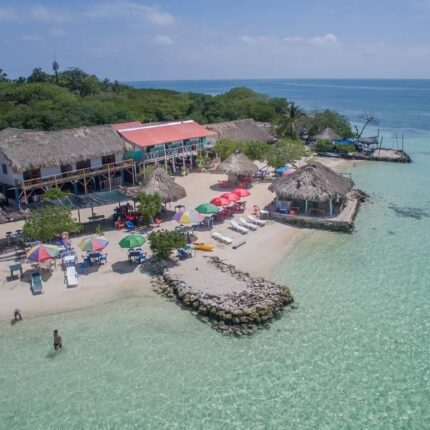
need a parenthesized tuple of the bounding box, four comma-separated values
(177, 248, 189, 259)
(125, 220, 135, 231)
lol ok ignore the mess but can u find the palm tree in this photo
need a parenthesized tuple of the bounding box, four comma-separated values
(0, 68, 8, 82)
(278, 102, 305, 138)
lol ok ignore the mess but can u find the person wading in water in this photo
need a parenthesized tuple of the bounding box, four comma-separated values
(53, 330, 63, 350)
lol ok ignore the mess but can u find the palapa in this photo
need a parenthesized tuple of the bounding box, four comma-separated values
(217, 151, 258, 177)
(206, 119, 275, 143)
(311, 127, 341, 141)
(121, 167, 186, 203)
(269, 161, 354, 203)
(0, 126, 126, 173)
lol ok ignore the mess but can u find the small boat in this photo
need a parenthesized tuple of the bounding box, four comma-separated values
(193, 242, 214, 251)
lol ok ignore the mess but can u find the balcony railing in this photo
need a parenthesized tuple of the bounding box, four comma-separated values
(17, 159, 134, 189)
(143, 142, 214, 162)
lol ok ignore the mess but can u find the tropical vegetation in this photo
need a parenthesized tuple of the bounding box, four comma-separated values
(137, 192, 163, 226)
(0, 66, 353, 140)
(148, 229, 186, 261)
(23, 206, 82, 241)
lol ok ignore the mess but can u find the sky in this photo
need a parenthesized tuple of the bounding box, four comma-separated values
(1, 0, 430, 80)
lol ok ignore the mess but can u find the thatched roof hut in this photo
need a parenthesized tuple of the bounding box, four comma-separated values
(0, 126, 126, 172)
(217, 151, 258, 178)
(120, 167, 186, 203)
(269, 161, 353, 203)
(206, 119, 275, 143)
(311, 127, 341, 142)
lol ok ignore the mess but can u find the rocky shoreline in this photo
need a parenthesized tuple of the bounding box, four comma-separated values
(152, 256, 294, 336)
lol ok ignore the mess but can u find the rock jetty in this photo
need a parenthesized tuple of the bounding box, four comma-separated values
(152, 256, 294, 336)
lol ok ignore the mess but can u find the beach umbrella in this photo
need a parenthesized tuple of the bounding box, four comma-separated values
(220, 192, 240, 202)
(26, 244, 61, 263)
(172, 210, 205, 225)
(78, 236, 109, 252)
(195, 203, 220, 214)
(232, 188, 251, 198)
(210, 197, 230, 207)
(118, 234, 146, 249)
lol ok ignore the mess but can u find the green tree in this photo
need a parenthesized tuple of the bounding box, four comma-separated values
(43, 186, 69, 200)
(148, 229, 186, 260)
(23, 206, 82, 241)
(0, 68, 8, 82)
(277, 102, 306, 138)
(314, 140, 334, 152)
(137, 192, 162, 225)
(27, 68, 52, 83)
(266, 138, 306, 167)
(306, 109, 353, 138)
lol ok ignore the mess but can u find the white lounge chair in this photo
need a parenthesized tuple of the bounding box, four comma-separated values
(66, 265, 79, 288)
(229, 220, 248, 234)
(247, 214, 266, 226)
(212, 231, 233, 245)
(238, 217, 257, 231)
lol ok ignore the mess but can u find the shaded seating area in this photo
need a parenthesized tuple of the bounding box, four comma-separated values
(269, 161, 354, 218)
(216, 150, 258, 187)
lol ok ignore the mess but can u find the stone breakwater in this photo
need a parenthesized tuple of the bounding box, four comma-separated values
(152, 256, 294, 336)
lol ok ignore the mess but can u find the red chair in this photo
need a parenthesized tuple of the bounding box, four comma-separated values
(253, 205, 260, 216)
(154, 218, 162, 228)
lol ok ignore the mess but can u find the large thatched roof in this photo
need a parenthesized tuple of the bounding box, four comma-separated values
(120, 167, 186, 203)
(311, 127, 341, 141)
(0, 126, 126, 172)
(217, 151, 258, 176)
(206, 119, 275, 143)
(269, 161, 354, 202)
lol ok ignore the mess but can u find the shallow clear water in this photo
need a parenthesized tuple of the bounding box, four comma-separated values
(1, 80, 430, 429)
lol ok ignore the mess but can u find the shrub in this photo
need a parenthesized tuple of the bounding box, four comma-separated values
(314, 140, 334, 152)
(148, 229, 186, 260)
(137, 192, 162, 226)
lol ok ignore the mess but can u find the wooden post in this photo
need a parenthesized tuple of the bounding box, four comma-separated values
(107, 165, 112, 190)
(329, 199, 333, 216)
(305, 200, 308, 215)
(83, 176, 87, 195)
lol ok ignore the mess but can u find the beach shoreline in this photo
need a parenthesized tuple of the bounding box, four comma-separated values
(0, 157, 353, 323)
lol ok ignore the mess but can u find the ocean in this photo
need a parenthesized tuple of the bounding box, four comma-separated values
(1, 80, 430, 429)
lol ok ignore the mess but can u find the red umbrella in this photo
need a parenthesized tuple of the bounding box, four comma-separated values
(220, 192, 240, 202)
(232, 188, 251, 198)
(210, 197, 230, 206)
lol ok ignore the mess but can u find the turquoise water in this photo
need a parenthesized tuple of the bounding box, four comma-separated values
(1, 80, 430, 429)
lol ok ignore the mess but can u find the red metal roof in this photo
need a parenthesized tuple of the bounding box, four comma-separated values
(111, 121, 143, 131)
(115, 121, 216, 148)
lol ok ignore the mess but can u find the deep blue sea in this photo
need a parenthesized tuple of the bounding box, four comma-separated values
(1, 80, 429, 429)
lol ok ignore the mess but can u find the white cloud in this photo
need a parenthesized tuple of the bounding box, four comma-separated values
(0, 6, 19, 21)
(241, 33, 339, 47)
(152, 35, 174, 46)
(85, 1, 174, 26)
(0, 4, 70, 23)
(309, 33, 338, 46)
(29, 4, 70, 23)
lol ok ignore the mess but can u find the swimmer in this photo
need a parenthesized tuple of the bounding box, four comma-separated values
(53, 329, 63, 350)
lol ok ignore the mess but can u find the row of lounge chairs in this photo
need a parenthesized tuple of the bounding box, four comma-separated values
(229, 215, 266, 235)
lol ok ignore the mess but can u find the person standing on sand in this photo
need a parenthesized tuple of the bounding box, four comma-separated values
(14, 309, 22, 321)
(53, 330, 63, 350)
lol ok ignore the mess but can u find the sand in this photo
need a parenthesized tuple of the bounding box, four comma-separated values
(0, 157, 352, 322)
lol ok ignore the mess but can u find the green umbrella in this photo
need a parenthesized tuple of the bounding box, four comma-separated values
(195, 203, 220, 214)
(118, 234, 146, 249)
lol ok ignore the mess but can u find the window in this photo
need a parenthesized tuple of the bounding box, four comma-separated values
(76, 159, 91, 170)
(101, 154, 116, 165)
(1, 164, 7, 175)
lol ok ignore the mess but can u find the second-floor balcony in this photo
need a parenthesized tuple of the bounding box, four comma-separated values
(17, 159, 135, 190)
(142, 142, 214, 162)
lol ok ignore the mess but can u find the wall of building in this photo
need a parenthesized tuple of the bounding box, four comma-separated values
(0, 154, 23, 186)
(41, 166, 61, 177)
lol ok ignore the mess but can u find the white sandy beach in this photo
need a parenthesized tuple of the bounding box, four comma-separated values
(0, 157, 352, 322)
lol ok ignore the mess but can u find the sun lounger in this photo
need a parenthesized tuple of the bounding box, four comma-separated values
(31, 272, 44, 294)
(238, 217, 257, 231)
(66, 265, 79, 288)
(247, 214, 266, 226)
(229, 220, 248, 234)
(211, 232, 233, 245)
